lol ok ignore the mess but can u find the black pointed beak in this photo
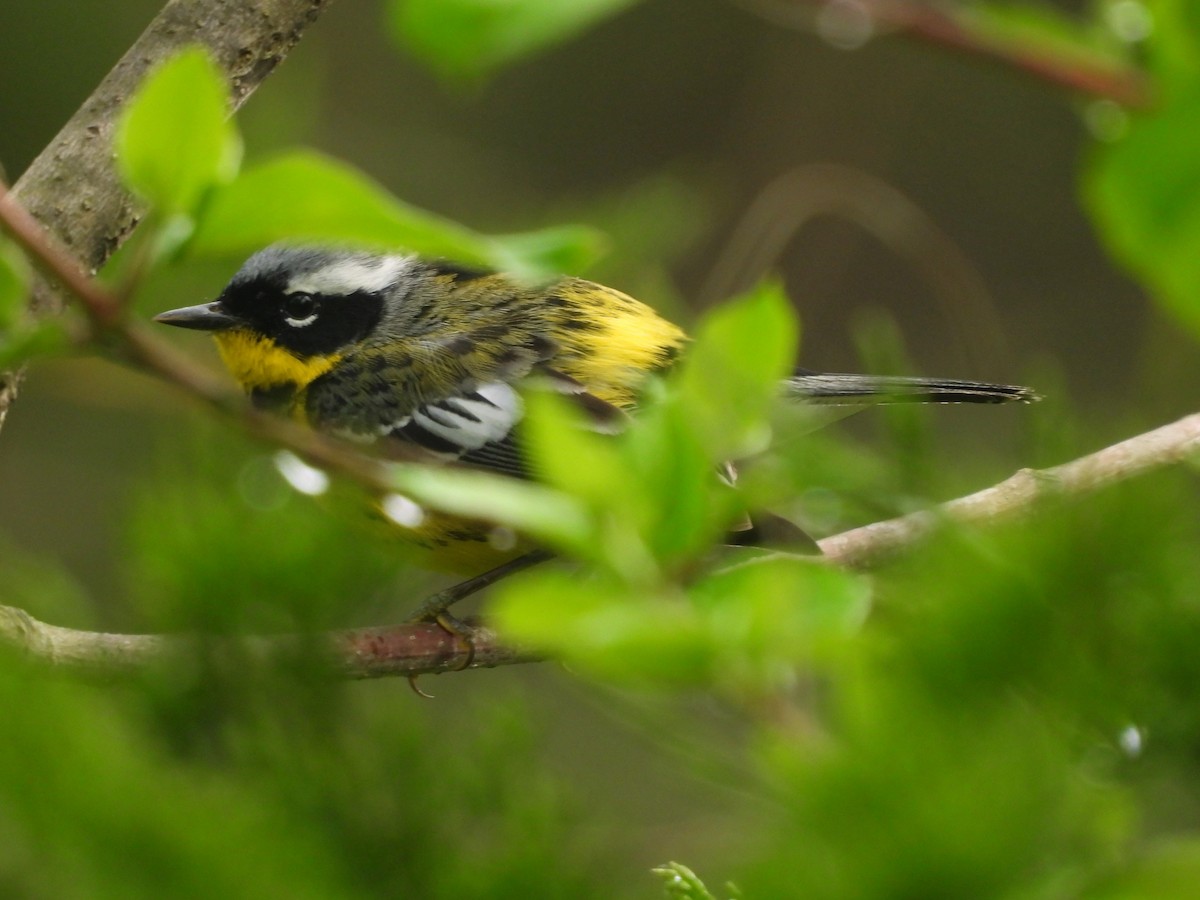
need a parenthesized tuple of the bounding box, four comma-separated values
(154, 301, 239, 332)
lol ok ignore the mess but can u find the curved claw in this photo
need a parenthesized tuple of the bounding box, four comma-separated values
(407, 673, 436, 699)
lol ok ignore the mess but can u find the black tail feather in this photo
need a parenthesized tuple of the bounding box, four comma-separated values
(786, 368, 1038, 405)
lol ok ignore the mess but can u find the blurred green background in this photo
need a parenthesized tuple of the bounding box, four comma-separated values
(2, 0, 1199, 896)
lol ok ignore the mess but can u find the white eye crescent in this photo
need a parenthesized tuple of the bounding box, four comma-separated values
(283, 292, 319, 328)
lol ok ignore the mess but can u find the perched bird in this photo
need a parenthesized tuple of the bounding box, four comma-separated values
(156, 245, 1035, 575)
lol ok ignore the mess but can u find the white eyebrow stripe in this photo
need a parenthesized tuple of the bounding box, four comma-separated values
(287, 256, 413, 296)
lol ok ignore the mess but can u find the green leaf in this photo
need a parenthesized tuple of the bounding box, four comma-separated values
(688, 554, 872, 659)
(1143, 0, 1200, 86)
(521, 388, 736, 580)
(491, 570, 716, 684)
(962, 2, 1131, 72)
(652, 862, 720, 900)
(621, 398, 741, 566)
(1085, 83, 1200, 341)
(493, 553, 868, 689)
(674, 280, 797, 460)
(488, 225, 608, 279)
(520, 285, 799, 577)
(0, 240, 31, 331)
(189, 151, 601, 279)
(1083, 6, 1200, 341)
(520, 390, 659, 577)
(389, 0, 642, 81)
(521, 390, 636, 509)
(116, 47, 241, 215)
(1089, 838, 1200, 899)
(387, 462, 593, 553)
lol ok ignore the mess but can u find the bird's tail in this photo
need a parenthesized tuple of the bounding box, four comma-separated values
(785, 368, 1038, 405)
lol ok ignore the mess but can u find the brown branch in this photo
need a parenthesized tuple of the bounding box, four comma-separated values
(0, 0, 338, 428)
(818, 411, 1200, 567)
(735, 0, 1151, 108)
(0, 605, 541, 680)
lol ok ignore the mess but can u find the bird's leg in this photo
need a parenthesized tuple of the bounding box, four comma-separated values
(406, 550, 553, 670)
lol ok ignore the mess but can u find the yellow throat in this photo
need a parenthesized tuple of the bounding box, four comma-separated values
(214, 329, 341, 393)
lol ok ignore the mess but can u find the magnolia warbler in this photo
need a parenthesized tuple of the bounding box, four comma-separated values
(156, 245, 1035, 576)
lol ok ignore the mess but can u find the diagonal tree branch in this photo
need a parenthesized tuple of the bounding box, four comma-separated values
(0, 0, 338, 432)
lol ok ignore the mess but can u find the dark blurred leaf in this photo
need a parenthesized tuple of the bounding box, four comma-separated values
(0, 539, 94, 628)
(115, 47, 241, 216)
(125, 445, 402, 632)
(0, 660, 352, 899)
(389, 0, 642, 81)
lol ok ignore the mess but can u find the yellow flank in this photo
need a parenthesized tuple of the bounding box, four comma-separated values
(214, 329, 341, 393)
(553, 281, 686, 407)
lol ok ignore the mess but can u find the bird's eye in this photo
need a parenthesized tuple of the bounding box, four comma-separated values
(283, 292, 319, 328)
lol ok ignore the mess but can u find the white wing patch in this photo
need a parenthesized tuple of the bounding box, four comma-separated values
(385, 382, 523, 457)
(287, 255, 413, 296)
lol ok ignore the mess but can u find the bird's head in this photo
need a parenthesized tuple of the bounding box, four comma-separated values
(155, 245, 408, 392)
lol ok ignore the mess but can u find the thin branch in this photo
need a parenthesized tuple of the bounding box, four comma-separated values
(734, 0, 1152, 108)
(0, 605, 541, 680)
(12, 0, 338, 292)
(818, 412, 1200, 567)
